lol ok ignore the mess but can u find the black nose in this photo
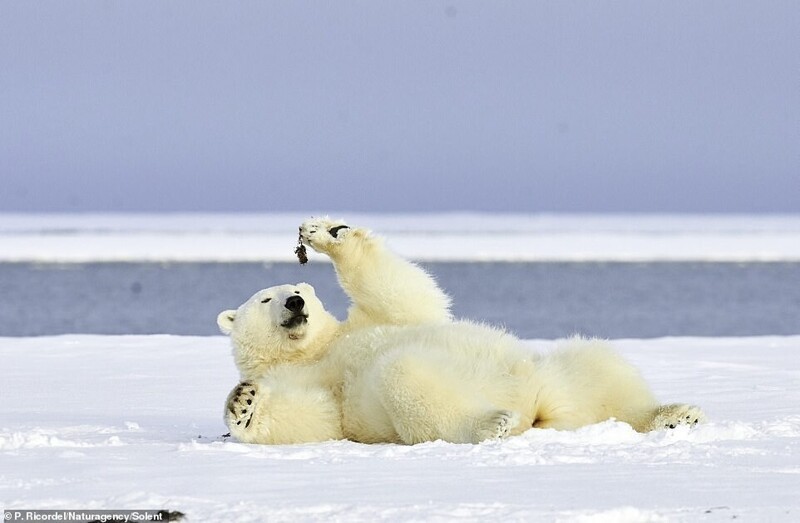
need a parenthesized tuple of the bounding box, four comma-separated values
(285, 295, 305, 312)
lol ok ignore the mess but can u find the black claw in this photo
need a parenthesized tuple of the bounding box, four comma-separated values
(241, 409, 247, 415)
(245, 417, 252, 428)
(236, 421, 241, 425)
(246, 399, 252, 405)
(669, 424, 676, 429)
(249, 390, 256, 396)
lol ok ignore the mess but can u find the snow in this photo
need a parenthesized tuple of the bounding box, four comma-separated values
(2, 334, 799, 521)
(2, 213, 799, 519)
(2, 213, 800, 262)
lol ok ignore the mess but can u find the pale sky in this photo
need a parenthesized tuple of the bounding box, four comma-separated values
(1, 1, 798, 213)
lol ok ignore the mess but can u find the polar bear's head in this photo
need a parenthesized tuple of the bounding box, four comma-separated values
(217, 282, 339, 380)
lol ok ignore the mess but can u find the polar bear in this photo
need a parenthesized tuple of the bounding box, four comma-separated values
(218, 218, 705, 445)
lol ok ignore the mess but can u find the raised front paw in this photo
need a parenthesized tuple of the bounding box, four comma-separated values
(299, 217, 351, 254)
(225, 381, 260, 434)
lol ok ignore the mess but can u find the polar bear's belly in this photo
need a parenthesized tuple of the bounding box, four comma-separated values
(329, 321, 532, 443)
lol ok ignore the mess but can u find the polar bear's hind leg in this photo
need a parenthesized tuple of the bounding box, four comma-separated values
(375, 350, 520, 444)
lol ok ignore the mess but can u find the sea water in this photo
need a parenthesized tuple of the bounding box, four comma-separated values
(1, 262, 798, 338)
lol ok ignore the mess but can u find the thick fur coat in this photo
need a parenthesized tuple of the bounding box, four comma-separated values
(218, 218, 704, 444)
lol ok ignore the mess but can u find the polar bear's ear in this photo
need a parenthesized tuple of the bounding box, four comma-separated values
(217, 310, 237, 335)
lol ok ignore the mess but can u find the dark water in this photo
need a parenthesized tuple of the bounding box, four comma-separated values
(1, 262, 798, 338)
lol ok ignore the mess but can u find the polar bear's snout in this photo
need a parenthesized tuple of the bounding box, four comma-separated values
(281, 296, 309, 329)
(285, 296, 305, 313)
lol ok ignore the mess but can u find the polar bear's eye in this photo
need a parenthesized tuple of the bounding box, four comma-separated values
(261, 297, 272, 303)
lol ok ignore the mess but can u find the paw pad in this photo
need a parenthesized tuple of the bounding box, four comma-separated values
(328, 225, 350, 238)
(226, 382, 258, 430)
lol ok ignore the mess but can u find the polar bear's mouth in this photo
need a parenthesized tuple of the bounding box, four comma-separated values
(281, 314, 308, 330)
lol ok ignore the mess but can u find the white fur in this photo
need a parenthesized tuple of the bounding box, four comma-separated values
(217, 282, 340, 381)
(219, 218, 705, 445)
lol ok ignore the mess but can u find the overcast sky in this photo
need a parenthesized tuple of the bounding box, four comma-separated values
(1, 1, 798, 214)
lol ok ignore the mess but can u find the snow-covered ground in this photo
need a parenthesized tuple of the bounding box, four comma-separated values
(2, 214, 798, 520)
(2, 213, 800, 262)
(2, 335, 799, 522)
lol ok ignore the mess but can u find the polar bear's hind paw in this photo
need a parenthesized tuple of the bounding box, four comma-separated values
(226, 381, 258, 429)
(650, 403, 706, 431)
(475, 409, 521, 442)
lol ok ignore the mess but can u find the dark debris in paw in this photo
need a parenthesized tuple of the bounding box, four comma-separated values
(295, 233, 308, 264)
